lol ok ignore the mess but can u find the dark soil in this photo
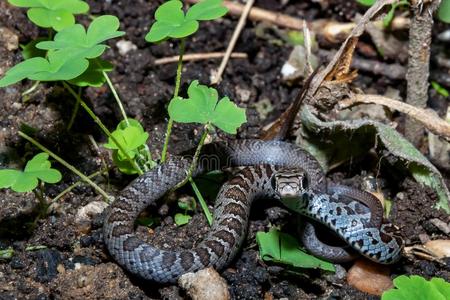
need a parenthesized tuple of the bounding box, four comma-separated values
(0, 0, 449, 299)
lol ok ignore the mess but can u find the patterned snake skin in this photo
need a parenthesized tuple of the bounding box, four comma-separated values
(104, 140, 403, 283)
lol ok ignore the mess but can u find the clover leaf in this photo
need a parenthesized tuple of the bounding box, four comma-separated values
(256, 228, 335, 272)
(0, 50, 89, 87)
(8, 0, 89, 31)
(145, 0, 227, 43)
(0, 153, 62, 192)
(438, 0, 450, 23)
(104, 119, 149, 161)
(168, 80, 246, 134)
(36, 15, 125, 59)
(382, 275, 450, 300)
(68, 58, 113, 87)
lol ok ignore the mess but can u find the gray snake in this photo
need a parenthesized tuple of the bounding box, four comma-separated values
(103, 139, 403, 283)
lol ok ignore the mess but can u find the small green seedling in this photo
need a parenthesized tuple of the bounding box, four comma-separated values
(0, 248, 14, 260)
(8, 0, 89, 31)
(256, 228, 335, 272)
(168, 80, 247, 134)
(382, 275, 450, 300)
(431, 81, 449, 97)
(0, 153, 61, 192)
(174, 196, 197, 226)
(104, 119, 156, 175)
(145, 0, 228, 42)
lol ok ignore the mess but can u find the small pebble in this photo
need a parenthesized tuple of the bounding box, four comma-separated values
(179, 267, 230, 300)
(116, 40, 137, 56)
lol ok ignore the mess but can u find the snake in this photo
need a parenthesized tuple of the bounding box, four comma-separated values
(103, 139, 403, 283)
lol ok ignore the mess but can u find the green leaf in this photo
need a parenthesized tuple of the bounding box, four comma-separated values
(168, 80, 246, 134)
(186, 0, 228, 21)
(356, 0, 376, 6)
(431, 81, 449, 97)
(256, 228, 335, 272)
(68, 58, 113, 87)
(104, 119, 149, 160)
(0, 247, 14, 260)
(36, 15, 125, 59)
(174, 213, 192, 226)
(0, 152, 62, 193)
(145, 0, 199, 42)
(0, 50, 89, 87)
(382, 275, 450, 300)
(438, 0, 450, 23)
(178, 197, 196, 211)
(8, 0, 89, 31)
(21, 38, 48, 59)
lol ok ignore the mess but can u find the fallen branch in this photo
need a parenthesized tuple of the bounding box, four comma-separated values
(404, 0, 442, 145)
(185, 0, 409, 43)
(340, 93, 450, 141)
(154, 52, 247, 65)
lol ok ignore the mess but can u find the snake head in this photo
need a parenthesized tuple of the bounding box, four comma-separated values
(272, 167, 309, 199)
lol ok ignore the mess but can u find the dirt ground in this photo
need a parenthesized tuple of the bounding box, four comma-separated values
(0, 0, 449, 299)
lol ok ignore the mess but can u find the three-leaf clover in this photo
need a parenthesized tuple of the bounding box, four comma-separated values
(168, 80, 246, 134)
(0, 153, 62, 192)
(382, 275, 450, 300)
(145, 0, 228, 43)
(8, 0, 90, 31)
(36, 15, 125, 59)
(0, 50, 89, 87)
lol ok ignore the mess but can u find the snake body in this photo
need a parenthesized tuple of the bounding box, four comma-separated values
(104, 139, 402, 283)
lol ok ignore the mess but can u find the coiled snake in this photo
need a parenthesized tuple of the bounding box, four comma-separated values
(104, 139, 403, 283)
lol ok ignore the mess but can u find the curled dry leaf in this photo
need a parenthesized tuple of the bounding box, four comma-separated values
(347, 259, 393, 296)
(424, 240, 450, 259)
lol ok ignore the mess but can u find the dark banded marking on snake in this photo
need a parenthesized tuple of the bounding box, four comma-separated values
(104, 140, 403, 283)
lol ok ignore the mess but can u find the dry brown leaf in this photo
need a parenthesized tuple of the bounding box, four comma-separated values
(347, 259, 393, 296)
(424, 240, 450, 259)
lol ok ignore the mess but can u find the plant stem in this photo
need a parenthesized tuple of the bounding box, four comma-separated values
(161, 38, 186, 162)
(62, 81, 144, 175)
(22, 81, 40, 98)
(51, 169, 107, 203)
(189, 177, 213, 226)
(175, 127, 209, 189)
(18, 131, 112, 202)
(102, 70, 129, 126)
(67, 87, 81, 130)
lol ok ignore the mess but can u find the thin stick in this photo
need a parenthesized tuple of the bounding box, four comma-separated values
(154, 52, 247, 65)
(211, 0, 255, 85)
(18, 131, 112, 202)
(185, 0, 409, 33)
(340, 94, 450, 141)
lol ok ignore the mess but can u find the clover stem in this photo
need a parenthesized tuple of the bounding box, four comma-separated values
(102, 70, 129, 126)
(51, 168, 108, 204)
(161, 38, 186, 163)
(62, 81, 144, 175)
(18, 131, 112, 202)
(189, 177, 213, 226)
(22, 81, 40, 98)
(67, 87, 81, 130)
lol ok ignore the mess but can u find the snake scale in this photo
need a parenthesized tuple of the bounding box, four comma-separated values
(104, 139, 403, 283)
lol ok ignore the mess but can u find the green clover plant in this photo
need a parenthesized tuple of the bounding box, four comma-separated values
(0, 153, 61, 193)
(168, 80, 247, 134)
(174, 197, 197, 226)
(146, 0, 228, 162)
(8, 0, 89, 31)
(382, 275, 450, 300)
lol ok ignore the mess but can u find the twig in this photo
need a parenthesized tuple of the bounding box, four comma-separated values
(211, 0, 255, 85)
(404, 0, 441, 146)
(185, 0, 409, 43)
(318, 49, 406, 80)
(340, 93, 450, 141)
(154, 52, 247, 65)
